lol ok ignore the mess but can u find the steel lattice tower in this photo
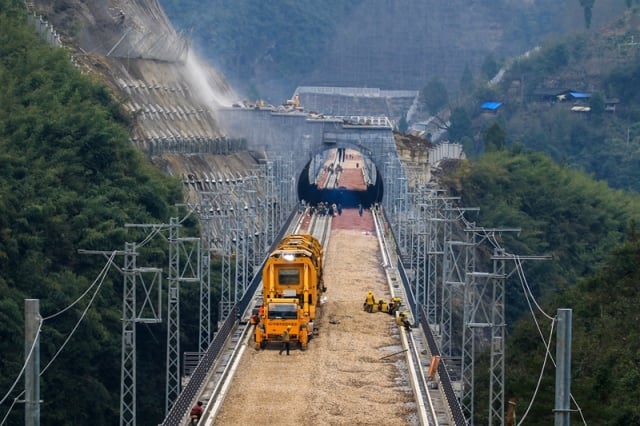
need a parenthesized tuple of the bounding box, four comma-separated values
(426, 192, 452, 326)
(460, 227, 480, 423)
(165, 217, 201, 413)
(165, 218, 180, 414)
(460, 228, 517, 425)
(489, 247, 507, 426)
(440, 212, 471, 360)
(219, 211, 234, 323)
(243, 204, 257, 287)
(108, 235, 162, 426)
(411, 200, 428, 322)
(232, 219, 246, 305)
(382, 155, 408, 238)
(263, 160, 277, 246)
(120, 242, 137, 426)
(199, 247, 211, 353)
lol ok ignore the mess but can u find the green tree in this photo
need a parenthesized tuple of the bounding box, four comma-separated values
(420, 78, 449, 115)
(579, 0, 595, 29)
(442, 149, 640, 296)
(481, 54, 499, 80)
(505, 235, 640, 425)
(483, 122, 506, 151)
(448, 107, 473, 143)
(0, 3, 186, 423)
(397, 113, 409, 133)
(589, 92, 605, 116)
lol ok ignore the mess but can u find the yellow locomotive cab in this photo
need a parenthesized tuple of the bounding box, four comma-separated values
(255, 234, 324, 351)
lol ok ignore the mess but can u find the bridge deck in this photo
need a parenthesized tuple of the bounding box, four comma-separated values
(212, 211, 418, 425)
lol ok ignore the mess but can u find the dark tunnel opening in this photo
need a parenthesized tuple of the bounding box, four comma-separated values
(297, 160, 383, 209)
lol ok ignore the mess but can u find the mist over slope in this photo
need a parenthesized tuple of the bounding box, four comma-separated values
(160, 0, 628, 103)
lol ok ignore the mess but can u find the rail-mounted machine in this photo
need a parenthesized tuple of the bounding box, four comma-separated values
(255, 234, 325, 350)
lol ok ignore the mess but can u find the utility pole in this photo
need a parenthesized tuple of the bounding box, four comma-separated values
(24, 299, 40, 426)
(554, 308, 572, 426)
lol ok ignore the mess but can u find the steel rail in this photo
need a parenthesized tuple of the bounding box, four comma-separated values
(161, 210, 305, 425)
(372, 208, 439, 426)
(184, 210, 332, 425)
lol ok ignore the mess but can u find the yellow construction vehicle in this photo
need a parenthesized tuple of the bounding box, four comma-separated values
(255, 234, 324, 350)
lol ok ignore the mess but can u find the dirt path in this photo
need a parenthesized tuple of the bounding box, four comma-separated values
(213, 216, 417, 425)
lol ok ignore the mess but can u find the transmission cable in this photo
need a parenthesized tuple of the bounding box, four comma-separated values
(0, 319, 43, 408)
(516, 317, 556, 425)
(514, 255, 587, 425)
(514, 255, 554, 320)
(41, 251, 115, 375)
(42, 251, 117, 321)
(0, 252, 115, 424)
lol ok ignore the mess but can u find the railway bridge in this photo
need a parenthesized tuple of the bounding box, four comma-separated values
(25, 2, 510, 425)
(151, 128, 506, 426)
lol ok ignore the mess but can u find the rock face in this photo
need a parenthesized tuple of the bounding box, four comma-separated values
(32, 0, 253, 198)
(394, 133, 432, 189)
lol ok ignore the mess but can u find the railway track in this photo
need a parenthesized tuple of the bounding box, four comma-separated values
(178, 208, 449, 426)
(372, 208, 443, 425)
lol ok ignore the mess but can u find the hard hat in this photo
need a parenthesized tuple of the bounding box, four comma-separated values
(287, 325, 292, 329)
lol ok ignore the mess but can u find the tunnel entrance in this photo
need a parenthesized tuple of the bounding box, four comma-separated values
(297, 148, 383, 208)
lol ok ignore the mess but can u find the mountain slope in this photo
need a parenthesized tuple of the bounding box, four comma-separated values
(160, 0, 628, 102)
(484, 7, 640, 193)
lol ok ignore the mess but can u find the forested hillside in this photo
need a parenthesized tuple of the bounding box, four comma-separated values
(0, 1, 192, 424)
(443, 6, 640, 197)
(160, 0, 628, 102)
(438, 11, 640, 417)
(505, 235, 640, 425)
(440, 141, 640, 425)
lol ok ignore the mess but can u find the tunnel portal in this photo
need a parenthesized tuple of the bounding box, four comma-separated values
(297, 148, 383, 209)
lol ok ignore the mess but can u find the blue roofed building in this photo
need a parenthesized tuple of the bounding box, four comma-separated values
(481, 101, 503, 113)
(569, 91, 591, 100)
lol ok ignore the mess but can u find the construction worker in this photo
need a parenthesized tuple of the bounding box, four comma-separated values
(279, 325, 291, 355)
(397, 311, 412, 332)
(388, 300, 396, 316)
(249, 308, 260, 325)
(388, 296, 401, 316)
(365, 290, 375, 313)
(189, 401, 203, 425)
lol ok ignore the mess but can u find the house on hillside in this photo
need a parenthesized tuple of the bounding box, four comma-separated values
(605, 98, 620, 113)
(570, 105, 591, 113)
(533, 88, 593, 103)
(533, 88, 572, 103)
(480, 101, 503, 114)
(568, 91, 591, 101)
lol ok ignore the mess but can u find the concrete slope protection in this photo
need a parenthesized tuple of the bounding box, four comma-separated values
(33, 0, 246, 186)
